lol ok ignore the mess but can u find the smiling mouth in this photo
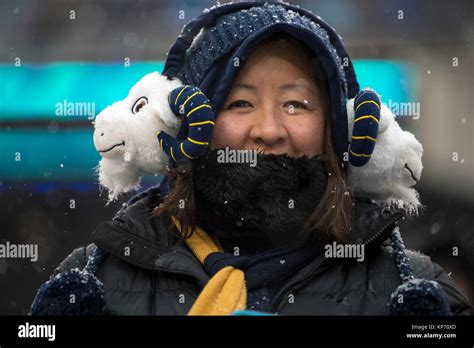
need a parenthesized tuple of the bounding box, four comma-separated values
(99, 141, 125, 153)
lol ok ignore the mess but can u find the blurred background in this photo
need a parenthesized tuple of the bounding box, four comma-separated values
(0, 0, 472, 314)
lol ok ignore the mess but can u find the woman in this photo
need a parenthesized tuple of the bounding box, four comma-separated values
(32, 1, 471, 315)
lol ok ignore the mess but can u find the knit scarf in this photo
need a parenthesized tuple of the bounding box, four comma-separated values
(174, 149, 328, 315)
(172, 216, 320, 315)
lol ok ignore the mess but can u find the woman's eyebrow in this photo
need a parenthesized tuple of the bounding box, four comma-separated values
(279, 81, 310, 92)
(232, 81, 312, 92)
(232, 83, 257, 91)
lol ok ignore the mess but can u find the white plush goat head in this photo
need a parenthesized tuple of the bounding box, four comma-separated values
(93, 72, 182, 202)
(347, 90, 424, 215)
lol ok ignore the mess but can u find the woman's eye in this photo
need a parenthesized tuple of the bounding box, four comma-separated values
(132, 96, 148, 114)
(284, 100, 309, 112)
(227, 100, 252, 109)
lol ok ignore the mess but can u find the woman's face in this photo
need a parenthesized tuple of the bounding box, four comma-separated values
(210, 39, 326, 158)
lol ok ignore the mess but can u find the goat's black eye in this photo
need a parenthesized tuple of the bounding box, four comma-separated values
(132, 97, 148, 114)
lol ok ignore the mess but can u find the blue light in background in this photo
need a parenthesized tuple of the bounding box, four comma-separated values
(0, 129, 164, 188)
(0, 129, 99, 180)
(353, 60, 418, 103)
(0, 60, 418, 184)
(0, 62, 165, 119)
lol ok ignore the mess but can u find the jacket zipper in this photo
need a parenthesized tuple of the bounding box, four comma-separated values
(270, 212, 405, 313)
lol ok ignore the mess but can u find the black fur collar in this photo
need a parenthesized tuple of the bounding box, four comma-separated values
(192, 149, 328, 252)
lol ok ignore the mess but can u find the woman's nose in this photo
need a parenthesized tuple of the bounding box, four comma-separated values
(248, 106, 287, 149)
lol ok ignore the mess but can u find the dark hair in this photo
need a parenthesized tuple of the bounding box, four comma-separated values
(154, 32, 353, 244)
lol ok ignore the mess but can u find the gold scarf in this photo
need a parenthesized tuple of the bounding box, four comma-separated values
(172, 216, 246, 315)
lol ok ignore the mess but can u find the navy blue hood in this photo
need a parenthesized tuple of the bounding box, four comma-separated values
(162, 0, 360, 161)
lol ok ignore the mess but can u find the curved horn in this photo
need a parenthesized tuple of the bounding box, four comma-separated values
(348, 89, 381, 167)
(157, 85, 215, 163)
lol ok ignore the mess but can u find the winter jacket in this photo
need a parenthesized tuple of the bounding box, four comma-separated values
(51, 189, 472, 315)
